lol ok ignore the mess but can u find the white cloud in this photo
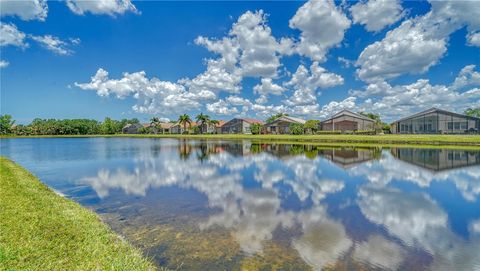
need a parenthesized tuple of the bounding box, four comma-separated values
(452, 65, 480, 90)
(356, 0, 480, 82)
(0, 0, 48, 21)
(30, 35, 79, 55)
(286, 62, 344, 106)
(206, 99, 239, 115)
(66, 0, 137, 16)
(75, 68, 204, 115)
(318, 97, 357, 119)
(180, 60, 241, 94)
(289, 0, 351, 62)
(232, 10, 283, 77)
(356, 19, 447, 82)
(350, 0, 404, 32)
(467, 32, 480, 47)
(253, 78, 285, 96)
(0, 23, 27, 48)
(0, 60, 8, 68)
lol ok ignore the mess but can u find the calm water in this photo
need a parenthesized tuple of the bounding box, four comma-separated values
(1, 138, 480, 271)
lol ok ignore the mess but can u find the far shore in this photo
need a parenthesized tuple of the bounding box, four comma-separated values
(2, 133, 479, 147)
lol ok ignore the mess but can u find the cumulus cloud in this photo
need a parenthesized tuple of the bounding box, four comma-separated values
(467, 32, 480, 47)
(451, 65, 480, 90)
(289, 0, 350, 62)
(0, 23, 27, 48)
(0, 0, 48, 21)
(253, 78, 285, 97)
(0, 60, 9, 68)
(356, 0, 480, 82)
(285, 62, 344, 106)
(66, 0, 137, 16)
(350, 0, 404, 32)
(75, 68, 206, 115)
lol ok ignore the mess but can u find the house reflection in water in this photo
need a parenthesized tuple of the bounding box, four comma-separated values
(391, 148, 480, 171)
(317, 148, 380, 168)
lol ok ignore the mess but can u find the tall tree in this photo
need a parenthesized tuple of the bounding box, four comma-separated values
(266, 113, 288, 124)
(150, 117, 161, 134)
(465, 108, 480, 118)
(304, 120, 319, 134)
(0, 114, 15, 134)
(178, 114, 192, 134)
(195, 113, 210, 133)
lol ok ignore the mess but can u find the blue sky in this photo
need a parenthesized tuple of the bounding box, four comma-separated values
(1, 0, 479, 124)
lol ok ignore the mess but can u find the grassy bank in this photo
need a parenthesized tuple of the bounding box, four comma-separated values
(0, 157, 156, 271)
(2, 133, 480, 146)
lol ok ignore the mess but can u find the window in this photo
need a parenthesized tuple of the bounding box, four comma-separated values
(448, 122, 453, 130)
(460, 122, 467, 130)
(454, 122, 460, 130)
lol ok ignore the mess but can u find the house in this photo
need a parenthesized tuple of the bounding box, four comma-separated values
(320, 110, 375, 132)
(390, 148, 480, 171)
(390, 108, 480, 134)
(318, 148, 377, 169)
(221, 118, 263, 134)
(214, 120, 226, 134)
(171, 122, 198, 134)
(122, 123, 143, 134)
(264, 116, 306, 134)
(158, 123, 173, 134)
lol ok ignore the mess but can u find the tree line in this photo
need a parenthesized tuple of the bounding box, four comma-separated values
(0, 116, 140, 135)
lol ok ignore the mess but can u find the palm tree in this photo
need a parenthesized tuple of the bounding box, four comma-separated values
(178, 114, 192, 134)
(150, 117, 161, 134)
(195, 113, 210, 133)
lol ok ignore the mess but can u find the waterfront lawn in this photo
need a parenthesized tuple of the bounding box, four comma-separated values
(0, 157, 156, 271)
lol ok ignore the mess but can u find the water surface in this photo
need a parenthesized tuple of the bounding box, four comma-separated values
(1, 138, 479, 270)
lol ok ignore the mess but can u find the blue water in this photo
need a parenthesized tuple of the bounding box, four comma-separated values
(1, 138, 479, 270)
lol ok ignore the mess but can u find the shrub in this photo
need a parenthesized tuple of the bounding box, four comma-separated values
(354, 130, 376, 135)
(289, 123, 304, 135)
(250, 123, 262, 135)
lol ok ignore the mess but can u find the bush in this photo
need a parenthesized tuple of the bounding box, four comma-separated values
(289, 123, 304, 135)
(250, 123, 262, 135)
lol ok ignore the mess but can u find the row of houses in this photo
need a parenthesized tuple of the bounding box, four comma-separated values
(123, 108, 480, 135)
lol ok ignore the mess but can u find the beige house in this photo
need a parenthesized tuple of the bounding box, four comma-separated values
(171, 122, 198, 134)
(320, 110, 375, 131)
(264, 116, 306, 134)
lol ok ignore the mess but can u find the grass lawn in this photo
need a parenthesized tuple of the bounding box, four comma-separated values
(3, 133, 479, 146)
(0, 157, 156, 271)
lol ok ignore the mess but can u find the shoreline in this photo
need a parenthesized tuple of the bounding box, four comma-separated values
(0, 157, 157, 270)
(1, 133, 480, 147)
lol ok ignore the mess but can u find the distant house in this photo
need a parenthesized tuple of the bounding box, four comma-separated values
(158, 123, 173, 134)
(122, 123, 143, 134)
(214, 120, 226, 134)
(264, 116, 306, 134)
(221, 118, 263, 134)
(320, 110, 375, 132)
(171, 122, 197, 134)
(390, 107, 480, 134)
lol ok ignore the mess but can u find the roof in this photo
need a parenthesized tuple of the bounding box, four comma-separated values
(215, 120, 226, 127)
(238, 118, 264, 124)
(159, 123, 173, 129)
(324, 109, 375, 122)
(392, 107, 480, 123)
(267, 115, 306, 124)
(123, 123, 142, 129)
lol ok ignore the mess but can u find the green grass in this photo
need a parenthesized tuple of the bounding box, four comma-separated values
(2, 133, 480, 146)
(0, 157, 157, 271)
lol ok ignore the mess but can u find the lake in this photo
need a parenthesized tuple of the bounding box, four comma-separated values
(1, 138, 479, 270)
